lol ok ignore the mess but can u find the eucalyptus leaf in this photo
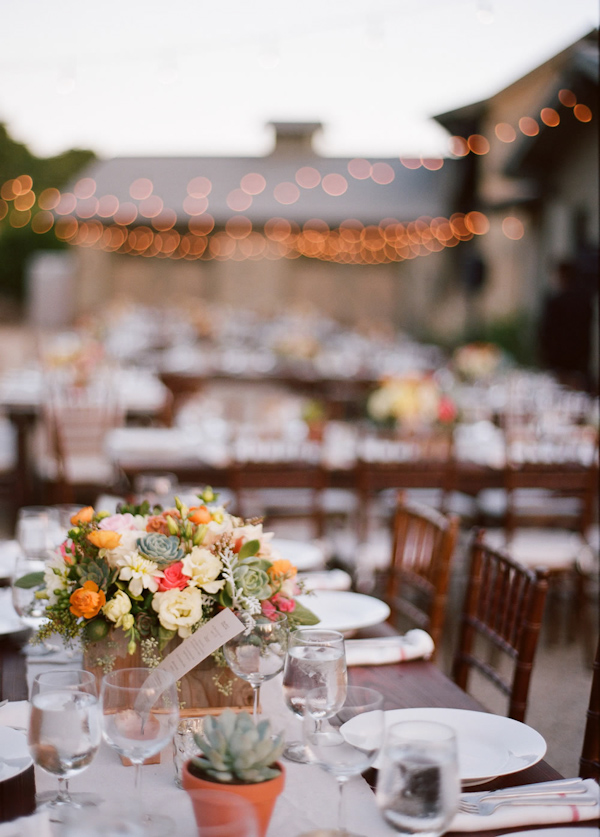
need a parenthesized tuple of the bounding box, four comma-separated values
(238, 539, 260, 560)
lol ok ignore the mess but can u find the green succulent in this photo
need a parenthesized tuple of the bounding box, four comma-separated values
(191, 710, 284, 784)
(75, 559, 116, 590)
(136, 533, 185, 565)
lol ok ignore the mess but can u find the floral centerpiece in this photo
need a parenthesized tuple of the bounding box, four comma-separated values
(366, 373, 457, 430)
(25, 488, 318, 708)
(452, 342, 503, 382)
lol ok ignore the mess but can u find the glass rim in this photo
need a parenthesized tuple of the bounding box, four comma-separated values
(290, 627, 345, 644)
(101, 666, 177, 689)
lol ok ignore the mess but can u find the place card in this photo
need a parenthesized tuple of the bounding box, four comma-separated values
(146, 608, 246, 687)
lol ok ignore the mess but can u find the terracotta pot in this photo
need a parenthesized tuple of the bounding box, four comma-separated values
(182, 760, 285, 837)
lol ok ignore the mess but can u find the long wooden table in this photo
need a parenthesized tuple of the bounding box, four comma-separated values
(2, 632, 592, 834)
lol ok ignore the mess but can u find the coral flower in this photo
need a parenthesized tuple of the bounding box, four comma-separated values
(70, 506, 94, 525)
(70, 580, 106, 619)
(268, 559, 297, 580)
(87, 530, 122, 550)
(188, 506, 212, 525)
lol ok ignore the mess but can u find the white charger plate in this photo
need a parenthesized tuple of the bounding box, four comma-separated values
(271, 538, 326, 571)
(342, 706, 546, 783)
(0, 726, 33, 781)
(294, 590, 391, 634)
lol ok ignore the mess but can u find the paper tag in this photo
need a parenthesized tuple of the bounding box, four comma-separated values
(153, 608, 246, 683)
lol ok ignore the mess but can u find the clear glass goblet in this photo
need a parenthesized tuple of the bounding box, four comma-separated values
(282, 628, 347, 763)
(28, 669, 102, 822)
(100, 667, 180, 837)
(11, 551, 60, 655)
(375, 720, 460, 837)
(222, 612, 289, 720)
(302, 685, 384, 837)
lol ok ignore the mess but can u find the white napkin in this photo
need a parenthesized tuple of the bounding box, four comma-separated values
(450, 778, 600, 832)
(0, 701, 29, 731)
(298, 569, 352, 592)
(0, 810, 52, 837)
(345, 629, 435, 666)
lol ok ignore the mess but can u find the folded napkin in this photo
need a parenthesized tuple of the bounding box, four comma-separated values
(345, 629, 435, 666)
(0, 701, 29, 731)
(449, 778, 600, 832)
(298, 569, 352, 592)
(0, 810, 52, 837)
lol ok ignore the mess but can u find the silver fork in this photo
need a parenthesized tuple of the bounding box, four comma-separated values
(458, 793, 597, 816)
(458, 780, 594, 815)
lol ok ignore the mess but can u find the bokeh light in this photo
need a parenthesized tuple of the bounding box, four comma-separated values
(347, 159, 372, 179)
(183, 196, 208, 216)
(540, 108, 560, 127)
(519, 116, 539, 136)
(240, 173, 266, 195)
(187, 176, 212, 198)
(55, 193, 77, 215)
(97, 195, 119, 217)
(38, 188, 61, 210)
(139, 195, 164, 218)
(273, 182, 300, 205)
(31, 210, 54, 234)
(14, 191, 35, 211)
(114, 202, 138, 225)
(188, 214, 215, 236)
(400, 158, 422, 169)
(76, 197, 99, 218)
(558, 89, 577, 107)
(322, 174, 347, 196)
(129, 178, 153, 200)
(74, 178, 96, 199)
(152, 209, 177, 231)
(264, 217, 292, 241)
(502, 216, 525, 240)
(226, 216, 253, 239)
(465, 211, 490, 235)
(1, 180, 18, 200)
(9, 209, 30, 228)
(296, 167, 321, 188)
(448, 136, 469, 157)
(227, 189, 253, 211)
(371, 162, 395, 184)
(574, 104, 592, 122)
(421, 158, 444, 171)
(494, 123, 516, 142)
(467, 134, 490, 154)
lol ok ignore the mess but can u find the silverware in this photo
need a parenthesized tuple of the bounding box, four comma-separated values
(458, 779, 595, 815)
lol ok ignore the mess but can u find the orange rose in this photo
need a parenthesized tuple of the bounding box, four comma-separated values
(69, 580, 106, 619)
(87, 530, 121, 550)
(188, 506, 211, 525)
(268, 559, 297, 580)
(71, 506, 94, 525)
(146, 515, 170, 535)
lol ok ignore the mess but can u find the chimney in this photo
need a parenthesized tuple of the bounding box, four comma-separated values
(268, 121, 323, 156)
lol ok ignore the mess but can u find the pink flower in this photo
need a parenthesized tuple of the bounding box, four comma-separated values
(270, 594, 295, 613)
(99, 513, 138, 533)
(156, 561, 188, 592)
(261, 600, 278, 620)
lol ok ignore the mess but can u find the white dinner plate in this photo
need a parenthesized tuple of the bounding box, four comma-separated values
(271, 538, 326, 571)
(294, 590, 391, 634)
(0, 726, 33, 782)
(342, 706, 546, 783)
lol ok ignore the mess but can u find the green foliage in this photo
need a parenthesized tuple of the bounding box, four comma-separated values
(191, 710, 284, 784)
(0, 122, 96, 304)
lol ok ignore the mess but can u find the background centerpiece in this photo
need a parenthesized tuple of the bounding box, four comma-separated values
(366, 372, 457, 431)
(30, 487, 318, 712)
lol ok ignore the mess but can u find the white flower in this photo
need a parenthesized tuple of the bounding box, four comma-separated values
(152, 587, 203, 637)
(181, 547, 225, 594)
(115, 552, 162, 597)
(102, 589, 132, 628)
(43, 550, 71, 605)
(103, 530, 142, 568)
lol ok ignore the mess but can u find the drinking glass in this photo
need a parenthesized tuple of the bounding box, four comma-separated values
(16, 506, 62, 559)
(100, 667, 179, 837)
(303, 685, 384, 837)
(10, 552, 58, 655)
(375, 720, 459, 837)
(222, 613, 288, 720)
(28, 669, 102, 822)
(282, 628, 347, 763)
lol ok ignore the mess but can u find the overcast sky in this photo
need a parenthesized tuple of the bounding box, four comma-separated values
(0, 0, 597, 161)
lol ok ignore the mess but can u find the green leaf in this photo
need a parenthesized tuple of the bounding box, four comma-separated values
(13, 571, 44, 589)
(290, 601, 320, 626)
(238, 539, 260, 560)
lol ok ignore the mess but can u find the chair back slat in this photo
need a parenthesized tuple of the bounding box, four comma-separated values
(383, 492, 459, 656)
(452, 529, 549, 722)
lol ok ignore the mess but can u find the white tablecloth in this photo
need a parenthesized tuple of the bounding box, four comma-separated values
(25, 655, 398, 836)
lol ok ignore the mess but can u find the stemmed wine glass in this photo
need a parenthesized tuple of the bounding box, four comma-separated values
(28, 669, 102, 822)
(375, 720, 459, 837)
(222, 613, 289, 720)
(302, 685, 385, 837)
(16, 506, 63, 559)
(282, 628, 347, 763)
(100, 667, 179, 837)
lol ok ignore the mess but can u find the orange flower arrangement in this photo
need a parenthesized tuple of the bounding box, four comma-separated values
(70, 580, 106, 619)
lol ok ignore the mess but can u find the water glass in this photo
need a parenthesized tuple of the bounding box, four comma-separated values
(282, 628, 347, 763)
(173, 717, 205, 788)
(376, 720, 459, 837)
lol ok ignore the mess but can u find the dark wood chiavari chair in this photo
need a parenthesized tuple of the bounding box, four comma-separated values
(452, 529, 549, 723)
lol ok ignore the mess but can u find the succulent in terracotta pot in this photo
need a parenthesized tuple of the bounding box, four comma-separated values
(182, 710, 286, 837)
